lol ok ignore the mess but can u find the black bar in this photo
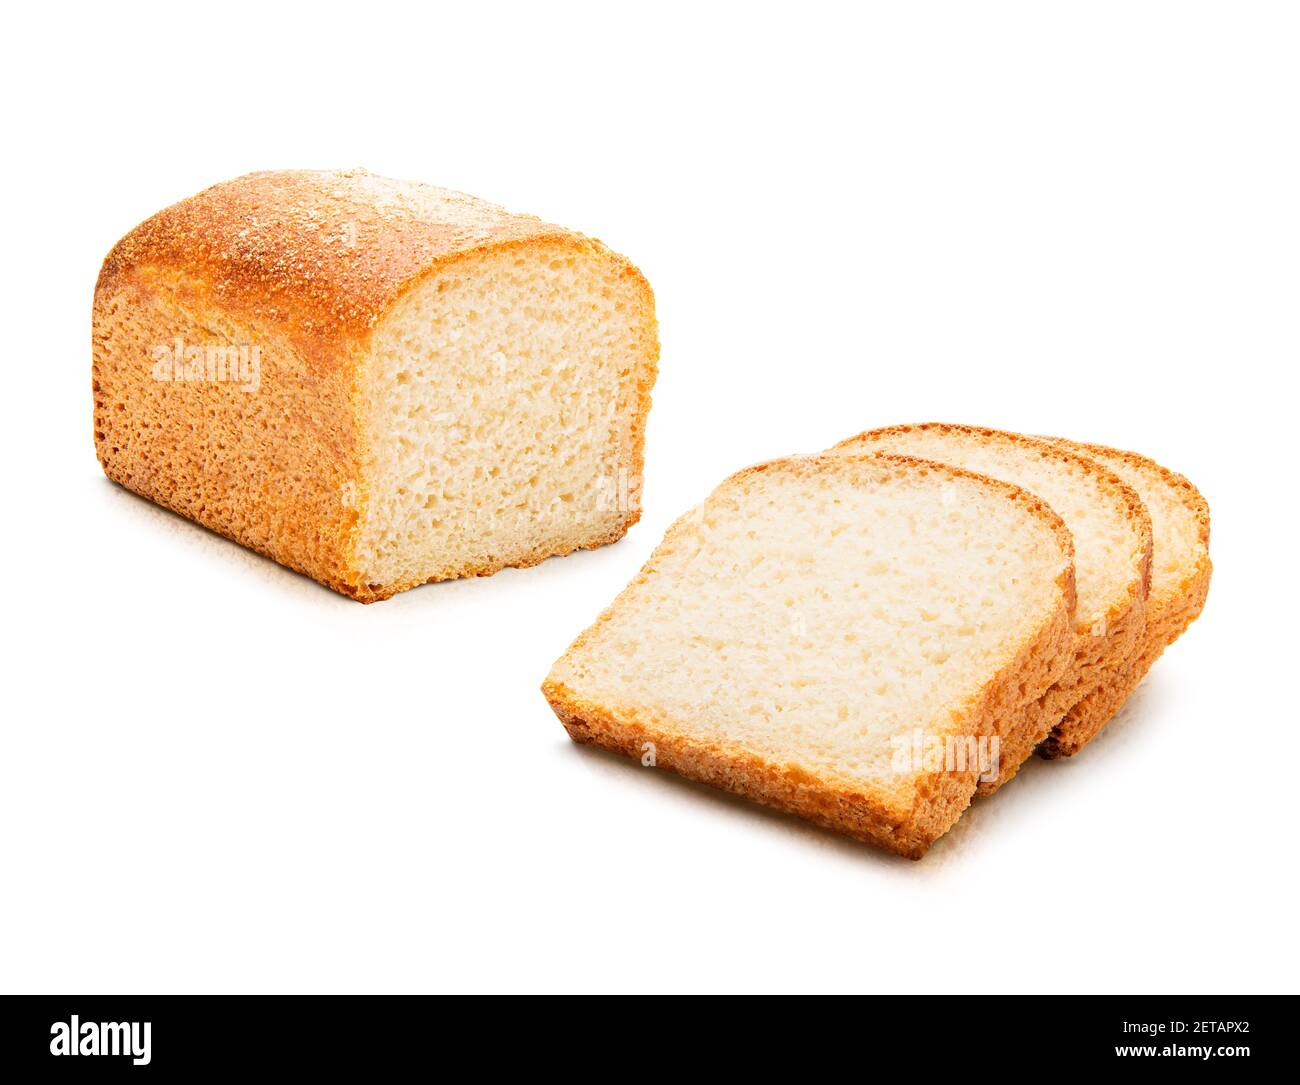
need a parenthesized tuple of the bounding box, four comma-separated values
(0, 994, 1290, 1074)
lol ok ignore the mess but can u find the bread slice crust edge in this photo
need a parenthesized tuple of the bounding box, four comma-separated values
(829, 423, 1153, 787)
(543, 453, 1077, 858)
(93, 170, 659, 601)
(1036, 439, 1211, 756)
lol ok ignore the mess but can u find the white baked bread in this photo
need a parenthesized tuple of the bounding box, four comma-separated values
(1037, 438, 1211, 755)
(544, 454, 1076, 858)
(829, 424, 1152, 785)
(93, 169, 658, 601)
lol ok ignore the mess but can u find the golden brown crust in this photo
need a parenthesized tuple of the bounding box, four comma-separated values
(93, 272, 365, 595)
(93, 170, 657, 601)
(1042, 440, 1211, 552)
(1038, 555, 1210, 756)
(1036, 438, 1212, 756)
(830, 424, 1153, 789)
(96, 170, 589, 362)
(543, 453, 1078, 859)
(832, 424, 1154, 627)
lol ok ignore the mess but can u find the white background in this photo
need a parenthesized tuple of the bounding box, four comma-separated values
(3, 1, 1296, 993)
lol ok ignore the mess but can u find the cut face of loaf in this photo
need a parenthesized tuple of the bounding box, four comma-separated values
(829, 425, 1153, 784)
(1037, 439, 1211, 757)
(93, 170, 658, 601)
(543, 454, 1076, 859)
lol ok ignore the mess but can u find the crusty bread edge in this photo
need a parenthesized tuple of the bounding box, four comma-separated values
(94, 175, 659, 603)
(543, 452, 1077, 859)
(1038, 437, 1210, 621)
(829, 424, 1153, 785)
(1036, 438, 1212, 757)
(831, 424, 1153, 639)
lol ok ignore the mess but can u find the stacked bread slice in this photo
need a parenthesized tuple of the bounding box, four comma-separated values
(543, 427, 1210, 857)
(544, 455, 1077, 857)
(1035, 438, 1212, 757)
(829, 425, 1154, 783)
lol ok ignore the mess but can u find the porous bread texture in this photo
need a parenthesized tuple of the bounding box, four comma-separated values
(93, 170, 658, 601)
(1037, 439, 1211, 757)
(544, 454, 1077, 859)
(352, 246, 654, 592)
(829, 424, 1152, 788)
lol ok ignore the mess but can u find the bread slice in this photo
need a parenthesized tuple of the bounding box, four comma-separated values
(543, 454, 1076, 858)
(1036, 439, 1211, 756)
(93, 169, 658, 601)
(829, 425, 1152, 789)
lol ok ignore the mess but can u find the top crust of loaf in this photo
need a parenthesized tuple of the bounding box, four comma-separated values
(95, 169, 649, 363)
(93, 170, 659, 603)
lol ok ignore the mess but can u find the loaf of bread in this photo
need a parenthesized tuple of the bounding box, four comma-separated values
(93, 170, 658, 601)
(1037, 438, 1211, 756)
(829, 424, 1153, 784)
(544, 454, 1076, 858)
